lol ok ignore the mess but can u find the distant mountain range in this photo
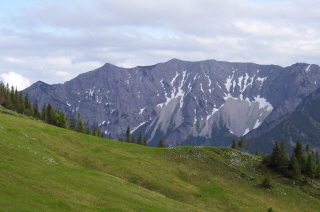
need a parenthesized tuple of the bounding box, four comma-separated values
(24, 59, 320, 153)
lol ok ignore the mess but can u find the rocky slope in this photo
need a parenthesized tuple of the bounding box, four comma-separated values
(24, 59, 320, 148)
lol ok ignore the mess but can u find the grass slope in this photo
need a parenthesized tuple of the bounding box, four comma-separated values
(0, 108, 319, 211)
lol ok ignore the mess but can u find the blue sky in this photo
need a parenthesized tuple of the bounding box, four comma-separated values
(0, 0, 319, 90)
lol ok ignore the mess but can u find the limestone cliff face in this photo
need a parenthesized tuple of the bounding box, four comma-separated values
(24, 59, 320, 147)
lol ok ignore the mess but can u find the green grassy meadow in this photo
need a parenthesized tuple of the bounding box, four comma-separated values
(0, 108, 319, 211)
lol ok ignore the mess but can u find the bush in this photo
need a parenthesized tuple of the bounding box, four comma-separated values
(261, 175, 273, 189)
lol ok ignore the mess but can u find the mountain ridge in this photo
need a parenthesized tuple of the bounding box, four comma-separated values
(23, 59, 320, 150)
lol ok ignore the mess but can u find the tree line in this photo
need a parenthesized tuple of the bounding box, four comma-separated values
(118, 125, 166, 147)
(263, 140, 320, 179)
(0, 82, 104, 138)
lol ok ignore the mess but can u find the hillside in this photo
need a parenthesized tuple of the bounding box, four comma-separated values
(0, 109, 320, 211)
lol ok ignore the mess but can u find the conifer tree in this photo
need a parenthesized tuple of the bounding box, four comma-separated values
(294, 140, 304, 168)
(289, 154, 301, 177)
(231, 138, 238, 149)
(306, 153, 315, 179)
(76, 112, 85, 133)
(126, 125, 131, 143)
(41, 103, 48, 122)
(270, 140, 280, 169)
(278, 140, 289, 174)
(69, 114, 76, 131)
(143, 136, 147, 146)
(0, 81, 5, 106)
(47, 103, 54, 124)
(33, 100, 40, 119)
(108, 133, 112, 139)
(138, 132, 143, 145)
(84, 121, 91, 134)
(23, 93, 33, 116)
(118, 136, 124, 142)
(238, 137, 246, 150)
(92, 124, 100, 136)
(158, 137, 166, 148)
(130, 135, 135, 143)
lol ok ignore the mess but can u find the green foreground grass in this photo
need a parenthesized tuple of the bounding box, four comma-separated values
(0, 108, 319, 211)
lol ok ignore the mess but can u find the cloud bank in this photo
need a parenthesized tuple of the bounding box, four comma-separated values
(0, 0, 320, 86)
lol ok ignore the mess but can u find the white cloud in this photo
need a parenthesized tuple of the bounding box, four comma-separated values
(0, 72, 31, 90)
(1, 0, 320, 86)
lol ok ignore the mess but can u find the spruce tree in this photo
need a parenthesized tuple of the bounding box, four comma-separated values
(118, 136, 124, 142)
(69, 114, 76, 131)
(305, 153, 315, 179)
(270, 140, 280, 169)
(41, 103, 48, 122)
(76, 112, 85, 133)
(47, 103, 54, 124)
(138, 132, 143, 145)
(294, 140, 304, 168)
(126, 125, 131, 143)
(33, 100, 40, 119)
(231, 138, 238, 149)
(143, 136, 147, 146)
(158, 137, 166, 148)
(84, 121, 91, 134)
(278, 140, 289, 174)
(23, 93, 33, 116)
(238, 137, 246, 150)
(130, 135, 135, 143)
(289, 155, 301, 177)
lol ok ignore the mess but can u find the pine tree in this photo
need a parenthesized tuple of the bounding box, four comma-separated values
(92, 124, 100, 136)
(126, 125, 131, 143)
(118, 136, 124, 142)
(158, 137, 166, 148)
(270, 140, 280, 169)
(305, 153, 315, 179)
(305, 144, 310, 154)
(315, 151, 320, 165)
(289, 154, 301, 177)
(76, 112, 85, 133)
(23, 93, 33, 116)
(41, 103, 48, 122)
(238, 137, 246, 150)
(69, 114, 76, 131)
(130, 135, 135, 143)
(0, 81, 5, 106)
(278, 140, 289, 174)
(294, 140, 304, 168)
(231, 138, 238, 149)
(47, 103, 54, 124)
(33, 100, 40, 119)
(108, 133, 112, 139)
(138, 132, 143, 145)
(143, 136, 147, 146)
(84, 121, 91, 134)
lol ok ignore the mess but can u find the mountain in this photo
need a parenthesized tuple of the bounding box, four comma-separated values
(24, 59, 320, 150)
(1, 108, 320, 211)
(246, 88, 320, 154)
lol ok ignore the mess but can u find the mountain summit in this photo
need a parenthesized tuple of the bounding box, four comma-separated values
(24, 59, 320, 148)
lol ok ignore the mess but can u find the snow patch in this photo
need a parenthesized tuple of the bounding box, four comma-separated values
(306, 64, 312, 72)
(225, 74, 234, 92)
(254, 95, 273, 111)
(243, 128, 250, 136)
(253, 119, 261, 129)
(139, 106, 147, 115)
(132, 121, 148, 133)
